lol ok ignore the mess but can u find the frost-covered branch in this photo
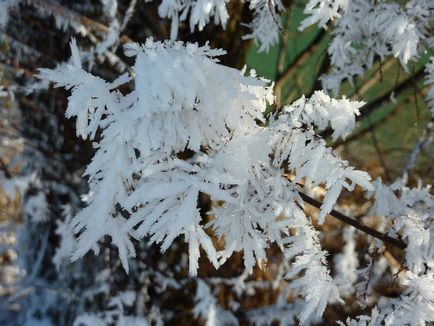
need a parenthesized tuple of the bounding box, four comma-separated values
(300, 0, 434, 101)
(37, 38, 379, 322)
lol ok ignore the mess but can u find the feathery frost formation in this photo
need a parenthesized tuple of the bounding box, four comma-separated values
(40, 38, 371, 323)
(299, 0, 349, 30)
(135, 0, 434, 115)
(242, 0, 284, 52)
(155, 0, 285, 51)
(300, 0, 434, 96)
(340, 178, 434, 326)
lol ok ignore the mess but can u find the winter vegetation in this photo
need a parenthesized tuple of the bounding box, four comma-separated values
(0, 0, 433, 325)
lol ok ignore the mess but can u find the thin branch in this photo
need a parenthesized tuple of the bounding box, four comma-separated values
(350, 58, 395, 101)
(333, 85, 429, 147)
(402, 117, 434, 175)
(0, 31, 54, 64)
(367, 114, 392, 182)
(274, 30, 327, 107)
(297, 191, 407, 250)
(276, 14, 291, 76)
(352, 65, 426, 114)
(320, 68, 426, 139)
(25, 0, 133, 44)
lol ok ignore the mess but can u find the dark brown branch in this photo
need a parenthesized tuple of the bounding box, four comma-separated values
(297, 191, 407, 250)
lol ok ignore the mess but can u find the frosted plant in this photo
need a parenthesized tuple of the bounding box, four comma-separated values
(16, 0, 432, 74)
(341, 271, 434, 325)
(299, 0, 434, 96)
(38, 37, 377, 322)
(94, 0, 121, 60)
(156, 0, 284, 51)
(38, 38, 272, 274)
(1, 0, 433, 324)
(242, 0, 284, 52)
(299, 0, 349, 31)
(274, 90, 363, 140)
(338, 178, 434, 325)
(157, 0, 230, 39)
(270, 92, 371, 223)
(370, 178, 434, 274)
(278, 199, 342, 323)
(193, 279, 238, 326)
(152, 0, 434, 57)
